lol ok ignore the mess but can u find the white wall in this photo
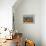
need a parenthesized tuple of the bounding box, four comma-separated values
(13, 0, 41, 46)
(41, 0, 46, 46)
(13, 0, 46, 46)
(0, 0, 16, 29)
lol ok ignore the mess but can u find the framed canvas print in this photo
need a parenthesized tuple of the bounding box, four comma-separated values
(23, 15, 34, 24)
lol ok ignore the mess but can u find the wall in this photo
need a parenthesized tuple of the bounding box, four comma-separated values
(41, 0, 46, 46)
(0, 0, 16, 30)
(13, 0, 41, 46)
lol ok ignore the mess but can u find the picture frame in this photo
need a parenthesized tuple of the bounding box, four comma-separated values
(23, 15, 34, 24)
